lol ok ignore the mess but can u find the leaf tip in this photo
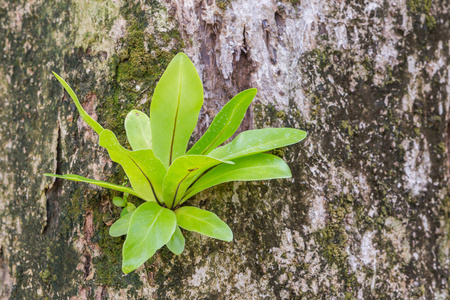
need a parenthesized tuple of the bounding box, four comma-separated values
(224, 227, 233, 242)
(122, 264, 134, 274)
(225, 233, 233, 242)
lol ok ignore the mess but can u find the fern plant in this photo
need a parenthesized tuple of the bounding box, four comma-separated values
(45, 53, 306, 273)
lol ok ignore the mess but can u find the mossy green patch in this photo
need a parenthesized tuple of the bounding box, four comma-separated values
(407, 0, 436, 30)
(314, 193, 360, 297)
(216, 0, 231, 10)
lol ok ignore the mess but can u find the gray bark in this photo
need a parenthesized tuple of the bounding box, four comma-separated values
(0, 0, 448, 299)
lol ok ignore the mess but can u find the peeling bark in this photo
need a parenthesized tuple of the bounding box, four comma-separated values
(0, 0, 448, 299)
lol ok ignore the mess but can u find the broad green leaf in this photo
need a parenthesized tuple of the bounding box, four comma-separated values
(109, 212, 133, 237)
(125, 110, 152, 150)
(166, 226, 185, 255)
(162, 155, 233, 209)
(188, 88, 257, 155)
(150, 53, 204, 168)
(99, 130, 166, 203)
(44, 173, 140, 198)
(182, 153, 291, 202)
(122, 202, 176, 273)
(113, 197, 126, 207)
(127, 202, 136, 212)
(208, 128, 307, 161)
(52, 72, 103, 135)
(175, 206, 232, 242)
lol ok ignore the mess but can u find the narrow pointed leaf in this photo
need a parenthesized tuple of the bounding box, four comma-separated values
(175, 206, 233, 242)
(150, 53, 204, 167)
(182, 153, 291, 202)
(44, 173, 140, 198)
(99, 130, 166, 202)
(53, 72, 103, 135)
(125, 110, 152, 150)
(162, 155, 233, 209)
(109, 212, 133, 237)
(166, 226, 185, 255)
(122, 202, 176, 273)
(188, 88, 257, 155)
(208, 128, 307, 161)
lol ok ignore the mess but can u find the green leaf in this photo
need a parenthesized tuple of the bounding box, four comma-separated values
(125, 110, 152, 150)
(208, 128, 307, 161)
(52, 72, 103, 135)
(99, 130, 166, 203)
(166, 226, 185, 255)
(122, 202, 176, 273)
(175, 206, 232, 242)
(150, 53, 204, 168)
(182, 153, 291, 202)
(109, 212, 133, 237)
(162, 155, 232, 209)
(113, 197, 126, 207)
(188, 89, 257, 155)
(127, 202, 136, 213)
(44, 173, 140, 198)
(120, 207, 129, 217)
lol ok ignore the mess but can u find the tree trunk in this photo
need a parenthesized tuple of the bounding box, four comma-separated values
(0, 0, 448, 299)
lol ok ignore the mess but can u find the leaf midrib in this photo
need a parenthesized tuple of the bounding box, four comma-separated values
(133, 207, 163, 252)
(169, 61, 183, 165)
(218, 132, 305, 160)
(179, 212, 225, 234)
(200, 102, 245, 155)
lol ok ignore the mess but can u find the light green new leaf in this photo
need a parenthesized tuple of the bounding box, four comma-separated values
(113, 197, 126, 207)
(182, 153, 291, 202)
(122, 202, 176, 273)
(175, 206, 232, 242)
(166, 226, 185, 255)
(126, 202, 136, 213)
(208, 128, 307, 161)
(162, 155, 233, 209)
(120, 207, 130, 217)
(125, 110, 152, 150)
(150, 53, 204, 168)
(44, 173, 140, 198)
(109, 212, 133, 237)
(99, 130, 166, 202)
(52, 72, 103, 135)
(188, 88, 257, 155)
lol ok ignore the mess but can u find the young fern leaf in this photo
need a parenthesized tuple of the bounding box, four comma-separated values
(166, 226, 185, 255)
(208, 128, 307, 161)
(181, 153, 291, 203)
(125, 110, 152, 150)
(122, 202, 176, 273)
(44, 173, 140, 198)
(109, 211, 133, 237)
(52, 72, 103, 135)
(175, 206, 233, 242)
(99, 130, 166, 203)
(187, 88, 257, 155)
(150, 53, 203, 168)
(162, 155, 233, 209)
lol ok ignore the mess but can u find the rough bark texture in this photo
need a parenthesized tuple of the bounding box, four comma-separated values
(0, 0, 448, 299)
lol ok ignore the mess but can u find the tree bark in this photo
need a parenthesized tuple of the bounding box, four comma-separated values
(0, 0, 448, 299)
